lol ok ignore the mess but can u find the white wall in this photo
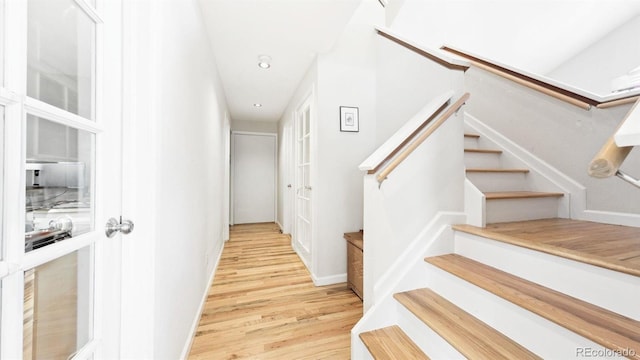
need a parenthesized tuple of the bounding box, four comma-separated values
(231, 119, 279, 133)
(547, 16, 640, 95)
(277, 0, 383, 284)
(313, 0, 383, 284)
(465, 67, 640, 215)
(122, 1, 230, 358)
(375, 34, 464, 146)
(388, 0, 640, 77)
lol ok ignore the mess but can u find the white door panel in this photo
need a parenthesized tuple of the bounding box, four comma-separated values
(233, 133, 276, 224)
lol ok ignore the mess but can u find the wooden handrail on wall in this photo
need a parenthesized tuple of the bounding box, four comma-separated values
(441, 46, 595, 110)
(377, 93, 470, 184)
(588, 99, 639, 178)
(376, 27, 470, 71)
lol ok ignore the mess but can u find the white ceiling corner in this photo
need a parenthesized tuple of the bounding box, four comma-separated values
(198, 0, 363, 123)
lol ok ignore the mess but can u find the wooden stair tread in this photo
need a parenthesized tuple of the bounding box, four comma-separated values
(451, 220, 640, 277)
(466, 168, 530, 173)
(464, 148, 502, 154)
(484, 191, 564, 200)
(464, 133, 480, 138)
(394, 288, 540, 360)
(426, 254, 640, 359)
(359, 325, 430, 360)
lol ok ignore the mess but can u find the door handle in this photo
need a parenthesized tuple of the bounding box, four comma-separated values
(105, 217, 135, 238)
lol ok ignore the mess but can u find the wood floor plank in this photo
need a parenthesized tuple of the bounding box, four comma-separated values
(394, 288, 540, 360)
(426, 254, 640, 359)
(359, 325, 430, 359)
(453, 218, 640, 276)
(188, 223, 362, 359)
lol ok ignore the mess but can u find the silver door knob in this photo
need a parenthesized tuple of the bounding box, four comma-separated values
(105, 217, 135, 238)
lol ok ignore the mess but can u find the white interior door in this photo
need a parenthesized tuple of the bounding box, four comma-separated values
(0, 1, 125, 359)
(294, 96, 313, 262)
(232, 132, 277, 224)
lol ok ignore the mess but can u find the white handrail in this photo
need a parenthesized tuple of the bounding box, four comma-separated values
(359, 90, 454, 172)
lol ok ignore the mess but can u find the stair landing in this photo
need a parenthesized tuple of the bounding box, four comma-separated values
(453, 218, 640, 277)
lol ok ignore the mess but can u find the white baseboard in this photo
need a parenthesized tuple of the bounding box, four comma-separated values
(312, 273, 348, 286)
(179, 245, 224, 360)
(579, 209, 640, 228)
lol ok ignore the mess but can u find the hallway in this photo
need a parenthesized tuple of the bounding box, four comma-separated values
(188, 223, 363, 359)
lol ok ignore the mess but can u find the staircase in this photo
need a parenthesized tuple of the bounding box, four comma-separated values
(354, 131, 640, 359)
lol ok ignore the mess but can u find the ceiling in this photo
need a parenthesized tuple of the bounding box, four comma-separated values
(198, 0, 363, 123)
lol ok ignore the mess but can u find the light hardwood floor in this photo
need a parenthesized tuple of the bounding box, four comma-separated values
(188, 223, 363, 359)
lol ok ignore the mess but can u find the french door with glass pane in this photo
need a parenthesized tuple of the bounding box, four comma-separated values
(294, 94, 313, 267)
(0, 0, 123, 359)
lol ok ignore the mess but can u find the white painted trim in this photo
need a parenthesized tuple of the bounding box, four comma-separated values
(311, 272, 347, 286)
(0, 88, 21, 105)
(70, 339, 99, 360)
(21, 232, 97, 270)
(74, 0, 105, 24)
(359, 90, 453, 171)
(372, 211, 464, 303)
(464, 178, 485, 227)
(179, 245, 223, 360)
(580, 209, 640, 228)
(24, 97, 103, 134)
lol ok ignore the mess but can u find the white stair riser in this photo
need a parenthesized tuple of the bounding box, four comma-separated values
(486, 197, 559, 223)
(396, 300, 465, 359)
(426, 266, 621, 359)
(453, 231, 640, 320)
(466, 171, 527, 192)
(464, 137, 479, 149)
(464, 151, 501, 168)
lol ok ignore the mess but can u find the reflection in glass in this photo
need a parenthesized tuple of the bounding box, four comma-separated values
(25, 115, 94, 252)
(23, 248, 93, 359)
(27, 0, 95, 119)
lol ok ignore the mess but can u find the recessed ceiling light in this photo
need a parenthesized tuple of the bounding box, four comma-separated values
(258, 55, 271, 69)
(253, 103, 263, 107)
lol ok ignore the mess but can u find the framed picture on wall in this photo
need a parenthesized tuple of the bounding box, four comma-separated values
(339, 106, 359, 132)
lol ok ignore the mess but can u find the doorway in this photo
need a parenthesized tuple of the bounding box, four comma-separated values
(231, 132, 277, 224)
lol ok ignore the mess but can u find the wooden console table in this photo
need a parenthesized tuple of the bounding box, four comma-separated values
(344, 230, 363, 300)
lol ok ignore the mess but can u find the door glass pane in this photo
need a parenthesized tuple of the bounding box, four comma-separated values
(25, 115, 94, 252)
(23, 247, 94, 359)
(27, 0, 95, 120)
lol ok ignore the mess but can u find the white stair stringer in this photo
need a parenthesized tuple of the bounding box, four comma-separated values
(425, 264, 621, 360)
(351, 212, 465, 359)
(454, 230, 640, 320)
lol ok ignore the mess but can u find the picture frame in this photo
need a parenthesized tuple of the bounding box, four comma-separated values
(339, 106, 359, 132)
